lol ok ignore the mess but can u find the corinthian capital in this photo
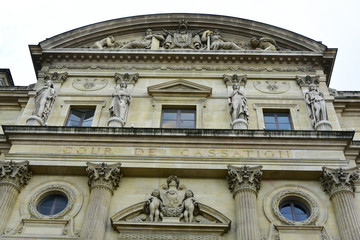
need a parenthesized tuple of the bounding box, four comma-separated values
(227, 165, 262, 196)
(320, 167, 359, 197)
(86, 162, 121, 194)
(0, 161, 32, 192)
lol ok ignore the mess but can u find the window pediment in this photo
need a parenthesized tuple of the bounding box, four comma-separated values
(147, 79, 212, 97)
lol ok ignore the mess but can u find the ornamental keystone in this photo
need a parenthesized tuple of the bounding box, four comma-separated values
(0, 160, 32, 192)
(320, 167, 360, 197)
(86, 162, 122, 194)
(226, 165, 262, 196)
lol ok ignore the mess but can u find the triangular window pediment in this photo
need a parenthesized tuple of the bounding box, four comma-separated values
(147, 79, 212, 97)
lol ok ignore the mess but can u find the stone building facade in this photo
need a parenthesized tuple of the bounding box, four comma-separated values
(0, 13, 360, 240)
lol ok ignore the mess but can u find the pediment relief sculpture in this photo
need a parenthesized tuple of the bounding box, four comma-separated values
(88, 19, 284, 51)
(148, 79, 212, 97)
(253, 80, 290, 94)
(111, 176, 231, 237)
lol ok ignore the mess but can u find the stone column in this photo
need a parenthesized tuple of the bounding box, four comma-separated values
(226, 165, 263, 240)
(80, 162, 121, 240)
(0, 161, 32, 234)
(320, 167, 360, 240)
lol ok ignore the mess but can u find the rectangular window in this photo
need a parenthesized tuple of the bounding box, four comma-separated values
(161, 108, 196, 128)
(66, 108, 95, 127)
(264, 111, 292, 130)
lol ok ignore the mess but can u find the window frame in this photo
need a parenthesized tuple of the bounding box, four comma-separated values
(66, 108, 96, 127)
(263, 111, 293, 130)
(161, 108, 196, 129)
(37, 194, 69, 216)
(279, 200, 310, 222)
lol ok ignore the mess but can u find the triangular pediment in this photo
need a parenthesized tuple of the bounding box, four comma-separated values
(147, 79, 212, 97)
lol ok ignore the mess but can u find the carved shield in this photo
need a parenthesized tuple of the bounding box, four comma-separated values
(174, 33, 192, 48)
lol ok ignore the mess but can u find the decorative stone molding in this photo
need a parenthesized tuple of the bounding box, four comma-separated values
(295, 75, 320, 87)
(72, 78, 108, 91)
(115, 73, 139, 85)
(0, 160, 32, 192)
(253, 80, 290, 94)
(226, 164, 262, 196)
(271, 190, 319, 225)
(28, 184, 76, 219)
(50, 72, 68, 84)
(223, 74, 247, 87)
(86, 162, 122, 194)
(320, 167, 359, 198)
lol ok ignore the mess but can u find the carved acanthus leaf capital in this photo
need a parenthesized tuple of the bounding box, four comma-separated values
(86, 162, 122, 194)
(320, 167, 360, 197)
(296, 75, 320, 87)
(223, 74, 247, 87)
(0, 160, 32, 192)
(115, 73, 139, 85)
(226, 165, 262, 196)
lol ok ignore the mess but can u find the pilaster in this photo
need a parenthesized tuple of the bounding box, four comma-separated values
(227, 165, 262, 240)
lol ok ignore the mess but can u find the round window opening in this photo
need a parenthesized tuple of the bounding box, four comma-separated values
(37, 194, 69, 216)
(279, 200, 310, 222)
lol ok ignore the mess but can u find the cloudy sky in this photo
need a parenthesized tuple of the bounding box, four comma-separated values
(1, 0, 359, 90)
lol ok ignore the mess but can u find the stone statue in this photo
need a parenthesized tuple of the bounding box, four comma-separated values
(91, 36, 116, 49)
(121, 29, 164, 49)
(109, 82, 131, 123)
(250, 37, 278, 51)
(201, 29, 242, 50)
(305, 84, 328, 127)
(180, 190, 199, 223)
(32, 79, 56, 122)
(145, 189, 163, 222)
(163, 19, 203, 50)
(229, 83, 249, 123)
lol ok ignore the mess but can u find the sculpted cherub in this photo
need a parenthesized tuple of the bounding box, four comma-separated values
(180, 190, 199, 223)
(144, 189, 163, 222)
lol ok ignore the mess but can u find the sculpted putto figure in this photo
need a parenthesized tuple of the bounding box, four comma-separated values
(145, 189, 163, 222)
(91, 36, 116, 49)
(32, 79, 56, 122)
(109, 82, 131, 122)
(180, 190, 199, 223)
(250, 37, 278, 51)
(202, 29, 242, 50)
(305, 84, 328, 126)
(121, 29, 164, 49)
(228, 83, 249, 122)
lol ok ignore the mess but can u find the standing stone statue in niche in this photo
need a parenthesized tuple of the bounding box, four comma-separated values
(108, 82, 131, 127)
(229, 83, 249, 129)
(250, 37, 278, 51)
(27, 79, 56, 126)
(202, 29, 243, 50)
(121, 29, 164, 49)
(144, 189, 163, 222)
(305, 84, 332, 130)
(180, 190, 199, 223)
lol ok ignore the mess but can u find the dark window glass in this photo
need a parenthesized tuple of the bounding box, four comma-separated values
(37, 194, 68, 215)
(264, 112, 292, 130)
(161, 109, 196, 128)
(66, 108, 95, 126)
(279, 201, 310, 221)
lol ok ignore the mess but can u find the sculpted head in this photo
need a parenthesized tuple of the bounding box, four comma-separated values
(185, 190, 194, 198)
(151, 189, 160, 197)
(250, 37, 260, 48)
(232, 83, 240, 90)
(145, 28, 153, 35)
(309, 83, 317, 91)
(119, 82, 128, 89)
(45, 80, 54, 88)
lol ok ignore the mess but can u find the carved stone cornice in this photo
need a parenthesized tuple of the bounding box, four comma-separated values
(0, 160, 32, 192)
(223, 74, 247, 87)
(86, 162, 121, 194)
(295, 75, 320, 87)
(320, 167, 360, 197)
(226, 165, 262, 196)
(115, 73, 139, 85)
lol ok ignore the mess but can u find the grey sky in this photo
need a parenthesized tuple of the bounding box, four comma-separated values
(0, 0, 358, 90)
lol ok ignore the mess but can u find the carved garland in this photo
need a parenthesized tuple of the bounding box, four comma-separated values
(28, 184, 76, 219)
(271, 189, 319, 225)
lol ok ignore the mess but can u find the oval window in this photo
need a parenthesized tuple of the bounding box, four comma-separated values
(37, 194, 68, 216)
(279, 200, 310, 221)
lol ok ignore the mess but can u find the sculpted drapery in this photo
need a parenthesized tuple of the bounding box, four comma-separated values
(32, 80, 56, 122)
(109, 82, 131, 122)
(305, 84, 328, 126)
(228, 83, 249, 123)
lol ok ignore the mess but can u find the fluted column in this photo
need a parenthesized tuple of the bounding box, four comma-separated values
(80, 162, 121, 240)
(0, 161, 32, 234)
(320, 167, 360, 240)
(226, 165, 263, 240)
